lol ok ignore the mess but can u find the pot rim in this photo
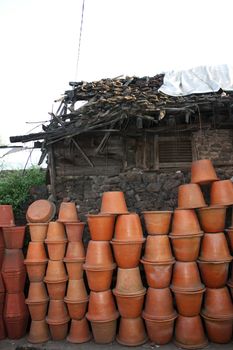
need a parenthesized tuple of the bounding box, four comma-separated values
(64, 221, 85, 226)
(86, 213, 115, 218)
(67, 333, 92, 344)
(27, 335, 50, 344)
(198, 256, 233, 263)
(44, 277, 68, 283)
(64, 297, 89, 304)
(197, 259, 231, 265)
(201, 313, 233, 321)
(140, 258, 175, 266)
(198, 205, 226, 211)
(64, 257, 85, 263)
(171, 287, 206, 294)
(225, 227, 233, 232)
(113, 287, 146, 298)
(46, 316, 70, 325)
(45, 239, 67, 244)
(116, 335, 148, 347)
(83, 263, 116, 271)
(111, 238, 145, 244)
(100, 210, 129, 215)
(170, 231, 204, 236)
(86, 310, 119, 322)
(142, 312, 178, 322)
(25, 298, 49, 304)
(169, 233, 203, 239)
(170, 284, 205, 292)
(24, 259, 48, 265)
(57, 219, 79, 223)
(201, 309, 233, 320)
(27, 222, 49, 226)
(142, 210, 173, 214)
(142, 256, 175, 264)
(142, 310, 177, 321)
(178, 204, 208, 210)
(174, 339, 208, 349)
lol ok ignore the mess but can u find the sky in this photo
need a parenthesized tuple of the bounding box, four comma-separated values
(1, 0, 233, 168)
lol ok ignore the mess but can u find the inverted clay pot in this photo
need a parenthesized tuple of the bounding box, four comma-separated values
(171, 261, 204, 291)
(100, 191, 128, 214)
(27, 319, 50, 343)
(84, 266, 115, 292)
(143, 315, 177, 345)
(65, 222, 85, 241)
(86, 290, 119, 322)
(114, 213, 144, 241)
(199, 232, 232, 262)
(27, 281, 48, 301)
(197, 206, 226, 233)
(85, 240, 114, 268)
(113, 288, 146, 318)
(226, 228, 233, 253)
(0, 316, 6, 340)
(65, 241, 85, 260)
(25, 261, 48, 282)
(45, 280, 68, 300)
(0, 205, 15, 227)
(46, 221, 66, 240)
(202, 287, 233, 319)
(58, 202, 79, 223)
(26, 300, 48, 321)
(67, 318, 91, 343)
(143, 287, 177, 320)
(210, 179, 233, 206)
(64, 258, 85, 280)
(111, 240, 145, 268)
(65, 279, 88, 301)
(27, 223, 48, 242)
(87, 214, 115, 241)
(114, 267, 145, 295)
(171, 209, 202, 235)
(44, 260, 68, 281)
(47, 322, 69, 341)
(26, 282, 49, 320)
(91, 319, 117, 344)
(45, 240, 67, 260)
(178, 184, 207, 209)
(197, 260, 230, 288)
(191, 159, 218, 185)
(116, 317, 148, 347)
(46, 299, 70, 324)
(141, 259, 174, 288)
(172, 288, 205, 317)
(201, 314, 233, 344)
(25, 241, 48, 261)
(2, 226, 25, 249)
(169, 234, 203, 261)
(142, 211, 172, 235)
(143, 235, 174, 263)
(26, 199, 56, 223)
(2, 249, 26, 293)
(65, 299, 88, 320)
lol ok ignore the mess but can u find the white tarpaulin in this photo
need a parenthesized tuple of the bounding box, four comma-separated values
(158, 64, 233, 97)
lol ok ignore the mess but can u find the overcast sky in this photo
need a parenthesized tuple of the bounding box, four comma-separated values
(1, 0, 233, 168)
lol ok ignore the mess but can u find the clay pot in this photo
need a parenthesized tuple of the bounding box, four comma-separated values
(178, 184, 207, 209)
(65, 299, 88, 320)
(26, 200, 56, 223)
(25, 241, 48, 261)
(47, 322, 69, 341)
(0, 205, 15, 227)
(202, 314, 233, 344)
(143, 315, 177, 345)
(44, 260, 68, 281)
(226, 228, 233, 253)
(25, 261, 47, 282)
(2, 226, 25, 249)
(28, 319, 50, 344)
(143, 235, 174, 263)
(141, 259, 175, 288)
(113, 288, 146, 318)
(111, 239, 145, 268)
(86, 290, 119, 321)
(87, 214, 115, 241)
(27, 223, 48, 242)
(85, 240, 115, 268)
(202, 287, 233, 319)
(46, 221, 66, 240)
(0, 316, 6, 340)
(197, 260, 230, 288)
(46, 281, 68, 300)
(174, 315, 208, 349)
(197, 206, 226, 233)
(45, 240, 67, 260)
(25, 282, 49, 320)
(171, 261, 204, 291)
(114, 213, 143, 240)
(2, 249, 26, 293)
(46, 299, 70, 323)
(84, 266, 115, 292)
(27, 281, 48, 301)
(90, 319, 117, 344)
(172, 288, 205, 316)
(199, 232, 232, 262)
(114, 267, 145, 295)
(65, 279, 88, 301)
(142, 211, 172, 235)
(143, 287, 177, 320)
(171, 209, 202, 235)
(210, 179, 233, 206)
(116, 317, 148, 346)
(65, 222, 85, 241)
(170, 233, 203, 261)
(100, 191, 128, 214)
(64, 259, 84, 280)
(67, 318, 91, 343)
(191, 159, 218, 185)
(65, 241, 85, 260)
(58, 202, 79, 222)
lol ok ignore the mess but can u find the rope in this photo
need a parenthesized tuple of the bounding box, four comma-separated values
(74, 0, 86, 82)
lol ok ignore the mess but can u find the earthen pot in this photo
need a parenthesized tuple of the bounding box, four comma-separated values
(45, 280, 68, 300)
(199, 232, 232, 262)
(210, 179, 233, 206)
(116, 317, 148, 346)
(65, 222, 85, 241)
(113, 288, 146, 318)
(169, 233, 203, 261)
(65, 241, 85, 260)
(172, 288, 205, 317)
(87, 214, 115, 241)
(171, 209, 202, 235)
(226, 228, 233, 253)
(26, 199, 56, 223)
(2, 249, 26, 293)
(111, 239, 145, 268)
(197, 260, 230, 288)
(90, 319, 117, 344)
(27, 281, 48, 301)
(143, 235, 174, 263)
(58, 202, 79, 222)
(114, 213, 144, 240)
(25, 260, 48, 282)
(65, 279, 88, 301)
(197, 206, 226, 233)
(25, 241, 48, 262)
(114, 267, 145, 295)
(202, 314, 233, 344)
(171, 261, 204, 291)
(86, 290, 119, 321)
(85, 240, 114, 268)
(174, 315, 208, 349)
(26, 282, 49, 320)
(191, 159, 218, 185)
(84, 266, 115, 292)
(67, 318, 91, 343)
(142, 259, 174, 288)
(0, 205, 15, 227)
(2, 226, 25, 249)
(0, 316, 6, 340)
(142, 210, 172, 235)
(45, 240, 67, 260)
(65, 299, 88, 320)
(64, 258, 84, 280)
(143, 314, 177, 345)
(46, 299, 70, 324)
(27, 222, 48, 241)
(100, 191, 128, 214)
(47, 322, 69, 341)
(44, 260, 68, 281)
(143, 287, 177, 320)
(46, 221, 66, 240)
(27, 319, 50, 344)
(202, 287, 233, 319)
(178, 184, 207, 209)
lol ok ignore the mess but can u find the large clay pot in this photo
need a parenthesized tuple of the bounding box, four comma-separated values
(65, 299, 88, 320)
(27, 320, 50, 343)
(202, 314, 233, 344)
(58, 202, 79, 222)
(171, 209, 202, 235)
(2, 249, 26, 293)
(141, 259, 174, 288)
(65, 222, 85, 241)
(46, 221, 66, 240)
(114, 267, 145, 295)
(84, 266, 115, 292)
(87, 214, 115, 241)
(45, 240, 67, 261)
(85, 240, 114, 268)
(199, 232, 232, 262)
(67, 318, 91, 343)
(143, 315, 177, 345)
(25, 261, 48, 282)
(0, 205, 15, 227)
(90, 319, 117, 344)
(174, 315, 208, 349)
(86, 290, 119, 321)
(45, 280, 68, 300)
(210, 179, 233, 206)
(65, 280, 89, 319)
(197, 260, 230, 288)
(2, 226, 25, 249)
(64, 258, 84, 280)
(143, 235, 174, 263)
(26, 200, 56, 223)
(226, 228, 233, 253)
(172, 288, 205, 317)
(44, 260, 68, 281)
(46, 299, 70, 324)
(143, 287, 177, 320)
(142, 211, 172, 235)
(202, 287, 233, 319)
(170, 234, 203, 261)
(178, 184, 207, 209)
(47, 322, 69, 341)
(197, 206, 226, 233)
(100, 191, 128, 214)
(113, 288, 146, 318)
(191, 159, 218, 185)
(25, 241, 48, 261)
(27, 223, 48, 242)
(114, 213, 143, 240)
(25, 282, 49, 320)
(65, 241, 85, 260)
(116, 317, 148, 346)
(111, 240, 145, 268)
(171, 261, 204, 291)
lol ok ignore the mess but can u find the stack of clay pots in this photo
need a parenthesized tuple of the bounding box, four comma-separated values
(142, 210, 176, 345)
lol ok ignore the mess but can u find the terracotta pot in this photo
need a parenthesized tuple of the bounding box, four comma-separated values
(58, 202, 79, 222)
(210, 179, 233, 206)
(226, 228, 233, 253)
(143, 287, 177, 320)
(65, 279, 88, 301)
(26, 199, 56, 223)
(141, 259, 174, 288)
(0, 316, 6, 340)
(45, 280, 68, 300)
(26, 281, 49, 320)
(100, 191, 128, 214)
(65, 300, 88, 320)
(65, 222, 85, 241)
(46, 299, 70, 323)
(64, 259, 84, 279)
(142, 211, 172, 235)
(197, 260, 230, 288)
(90, 319, 117, 344)
(85, 240, 114, 268)
(2, 226, 25, 249)
(4, 314, 28, 339)
(178, 184, 207, 209)
(44, 260, 68, 281)
(171, 261, 204, 291)
(25, 241, 48, 262)
(111, 239, 145, 268)
(172, 288, 205, 317)
(86, 290, 119, 321)
(174, 315, 208, 349)
(28, 319, 50, 344)
(114, 213, 144, 240)
(25, 261, 47, 282)
(47, 322, 69, 341)
(87, 214, 115, 241)
(26, 281, 48, 301)
(114, 267, 145, 295)
(202, 287, 233, 319)
(46, 221, 66, 240)
(113, 288, 146, 318)
(199, 232, 232, 262)
(26, 300, 48, 321)
(45, 240, 67, 260)
(201, 314, 233, 344)
(191, 159, 218, 185)
(65, 241, 85, 260)
(116, 317, 148, 346)
(27, 223, 48, 242)
(170, 233, 203, 262)
(143, 315, 177, 345)
(143, 235, 174, 263)
(197, 206, 226, 233)
(67, 318, 91, 343)
(171, 209, 202, 235)
(2, 249, 26, 293)
(84, 266, 115, 292)
(0, 205, 15, 227)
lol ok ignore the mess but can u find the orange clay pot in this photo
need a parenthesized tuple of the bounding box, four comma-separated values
(111, 239, 145, 268)
(27, 223, 48, 242)
(116, 317, 148, 346)
(143, 287, 177, 320)
(169, 234, 203, 262)
(174, 315, 208, 349)
(0, 205, 15, 227)
(26, 200, 56, 223)
(143, 235, 174, 263)
(65, 279, 88, 301)
(46, 299, 69, 323)
(172, 288, 205, 316)
(100, 191, 128, 214)
(26, 281, 48, 301)
(178, 184, 207, 209)
(44, 260, 67, 281)
(85, 240, 114, 268)
(199, 232, 232, 262)
(2, 226, 25, 249)
(25, 241, 48, 261)
(90, 319, 117, 344)
(45, 240, 67, 261)
(202, 287, 233, 319)
(142, 211, 172, 235)
(197, 206, 226, 233)
(114, 267, 145, 295)
(64, 258, 85, 280)
(65, 222, 85, 241)
(171, 209, 202, 235)
(171, 261, 204, 291)
(197, 260, 230, 288)
(113, 288, 146, 318)
(191, 159, 218, 185)
(26, 301, 48, 321)
(87, 214, 115, 241)
(144, 316, 176, 345)
(210, 179, 233, 206)
(45, 280, 68, 300)
(84, 266, 115, 292)
(25, 261, 47, 282)
(58, 202, 79, 222)
(226, 228, 233, 253)
(67, 318, 91, 343)
(114, 213, 143, 241)
(46, 221, 66, 240)
(27, 319, 50, 344)
(86, 290, 119, 322)
(25, 282, 49, 320)
(47, 322, 69, 341)
(2, 249, 26, 293)
(141, 259, 174, 288)
(201, 314, 233, 344)
(65, 241, 85, 260)
(65, 299, 88, 320)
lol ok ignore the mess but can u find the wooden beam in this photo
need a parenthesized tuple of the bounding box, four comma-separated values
(71, 138, 94, 167)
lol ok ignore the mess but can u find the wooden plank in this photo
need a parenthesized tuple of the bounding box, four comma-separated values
(154, 135, 159, 170)
(48, 146, 57, 198)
